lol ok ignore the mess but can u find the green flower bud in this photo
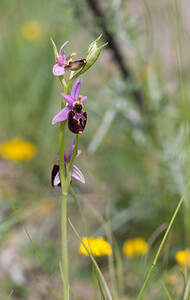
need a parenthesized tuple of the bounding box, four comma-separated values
(81, 34, 108, 73)
(87, 34, 103, 55)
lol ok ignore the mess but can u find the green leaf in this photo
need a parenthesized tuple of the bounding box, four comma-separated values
(68, 218, 113, 300)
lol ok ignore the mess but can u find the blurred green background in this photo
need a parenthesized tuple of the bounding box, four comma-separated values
(1, 0, 190, 299)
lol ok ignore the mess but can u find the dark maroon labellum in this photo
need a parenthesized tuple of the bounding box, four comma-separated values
(51, 164, 61, 187)
(68, 103, 87, 134)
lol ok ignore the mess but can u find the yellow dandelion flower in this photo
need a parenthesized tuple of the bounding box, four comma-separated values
(0, 138, 37, 161)
(175, 248, 190, 267)
(21, 20, 42, 42)
(79, 236, 112, 257)
(122, 237, 148, 258)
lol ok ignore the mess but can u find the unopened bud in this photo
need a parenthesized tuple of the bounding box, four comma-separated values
(81, 34, 108, 73)
(87, 34, 103, 55)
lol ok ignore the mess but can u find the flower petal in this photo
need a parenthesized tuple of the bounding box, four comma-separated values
(59, 41, 69, 56)
(66, 138, 75, 161)
(80, 96, 87, 103)
(53, 64, 65, 76)
(56, 57, 64, 65)
(61, 93, 75, 106)
(51, 165, 61, 186)
(53, 170, 61, 186)
(76, 149, 82, 158)
(70, 78, 82, 100)
(52, 105, 72, 124)
(72, 165, 85, 183)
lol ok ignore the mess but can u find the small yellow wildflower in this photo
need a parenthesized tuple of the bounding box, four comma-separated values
(175, 248, 190, 267)
(0, 138, 37, 161)
(122, 237, 148, 258)
(79, 237, 112, 257)
(21, 20, 42, 42)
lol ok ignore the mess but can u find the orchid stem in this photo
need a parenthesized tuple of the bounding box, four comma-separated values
(61, 190, 69, 300)
(59, 83, 79, 300)
(59, 84, 69, 300)
(60, 128, 69, 300)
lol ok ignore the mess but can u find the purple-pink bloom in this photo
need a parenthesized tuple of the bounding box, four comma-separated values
(52, 78, 87, 133)
(52, 42, 86, 76)
(53, 41, 68, 76)
(52, 138, 85, 186)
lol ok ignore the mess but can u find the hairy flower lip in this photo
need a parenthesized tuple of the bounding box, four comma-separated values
(52, 79, 87, 134)
(68, 108, 87, 134)
(65, 59, 86, 71)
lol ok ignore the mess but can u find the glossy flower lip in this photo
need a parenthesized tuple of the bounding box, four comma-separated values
(0, 138, 37, 161)
(52, 137, 85, 186)
(79, 237, 112, 257)
(175, 248, 190, 267)
(52, 42, 86, 76)
(52, 78, 87, 125)
(122, 237, 148, 258)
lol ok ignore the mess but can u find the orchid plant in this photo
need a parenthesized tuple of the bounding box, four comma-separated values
(51, 35, 107, 300)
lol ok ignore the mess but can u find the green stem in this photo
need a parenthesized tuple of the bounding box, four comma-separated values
(60, 131, 78, 300)
(67, 69, 85, 90)
(61, 191, 69, 300)
(58, 79, 79, 300)
(92, 264, 98, 300)
(137, 182, 190, 300)
(69, 218, 113, 300)
(108, 252, 117, 300)
(59, 85, 69, 300)
(113, 237, 124, 298)
(59, 124, 69, 300)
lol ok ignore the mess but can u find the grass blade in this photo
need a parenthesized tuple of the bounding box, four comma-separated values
(68, 218, 113, 300)
(137, 182, 190, 300)
(94, 266, 106, 300)
(1, 186, 61, 300)
(162, 282, 173, 300)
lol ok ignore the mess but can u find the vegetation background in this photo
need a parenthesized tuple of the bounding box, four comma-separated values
(0, 0, 190, 299)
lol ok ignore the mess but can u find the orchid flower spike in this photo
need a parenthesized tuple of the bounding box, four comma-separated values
(52, 41, 86, 76)
(51, 138, 85, 186)
(52, 78, 87, 134)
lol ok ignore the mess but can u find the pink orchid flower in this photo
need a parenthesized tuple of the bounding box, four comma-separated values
(52, 41, 86, 76)
(52, 138, 85, 186)
(52, 79, 87, 134)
